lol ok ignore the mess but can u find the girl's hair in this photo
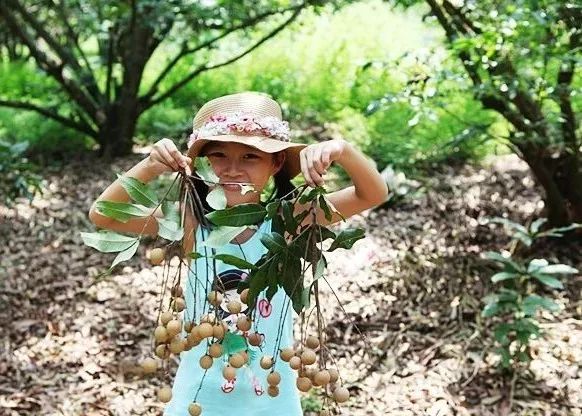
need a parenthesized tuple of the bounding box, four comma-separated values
(192, 150, 297, 228)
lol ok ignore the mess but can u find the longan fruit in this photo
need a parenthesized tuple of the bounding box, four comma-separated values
(301, 349, 316, 365)
(154, 326, 169, 343)
(157, 386, 172, 403)
(305, 335, 320, 349)
(227, 300, 242, 314)
(328, 368, 339, 383)
(299, 366, 315, 379)
(333, 386, 350, 403)
(296, 376, 312, 392)
(239, 351, 249, 363)
(223, 366, 236, 381)
(267, 385, 279, 397)
(260, 355, 273, 370)
(208, 342, 223, 358)
(155, 344, 170, 359)
(267, 371, 281, 386)
(149, 248, 165, 266)
(289, 356, 302, 370)
(188, 402, 202, 416)
(141, 357, 158, 374)
(172, 297, 186, 312)
(313, 370, 331, 386)
(207, 291, 223, 307)
(240, 288, 249, 304)
(171, 285, 183, 297)
(199, 354, 213, 369)
(236, 316, 252, 332)
(187, 332, 201, 348)
(166, 319, 182, 337)
(160, 311, 173, 326)
(169, 337, 185, 354)
(247, 332, 262, 347)
(280, 348, 295, 362)
(198, 322, 213, 339)
(200, 313, 215, 324)
(212, 323, 226, 340)
(229, 353, 245, 368)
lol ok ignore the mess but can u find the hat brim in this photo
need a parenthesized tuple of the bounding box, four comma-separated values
(187, 135, 307, 179)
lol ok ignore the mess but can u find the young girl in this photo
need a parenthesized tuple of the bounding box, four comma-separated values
(89, 91, 388, 415)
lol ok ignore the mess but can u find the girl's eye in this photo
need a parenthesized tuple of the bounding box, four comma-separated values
(208, 152, 225, 157)
(244, 154, 260, 159)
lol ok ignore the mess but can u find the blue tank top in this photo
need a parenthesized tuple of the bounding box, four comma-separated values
(163, 218, 303, 416)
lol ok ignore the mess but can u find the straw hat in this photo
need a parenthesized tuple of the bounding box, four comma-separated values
(187, 91, 307, 179)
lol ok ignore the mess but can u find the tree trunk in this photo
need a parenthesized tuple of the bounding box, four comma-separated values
(97, 101, 137, 158)
(517, 140, 582, 235)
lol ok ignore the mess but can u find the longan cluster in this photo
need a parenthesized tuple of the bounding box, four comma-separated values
(279, 336, 349, 406)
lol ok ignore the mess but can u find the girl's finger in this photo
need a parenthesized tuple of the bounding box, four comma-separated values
(311, 146, 326, 175)
(300, 150, 314, 187)
(157, 145, 180, 171)
(306, 148, 323, 186)
(321, 149, 331, 170)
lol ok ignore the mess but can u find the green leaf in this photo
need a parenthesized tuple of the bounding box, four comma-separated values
(529, 218, 547, 234)
(537, 264, 578, 275)
(157, 217, 184, 241)
(189, 252, 203, 260)
(206, 186, 227, 210)
(527, 258, 549, 274)
(487, 217, 528, 234)
(194, 157, 219, 183)
(282, 200, 298, 235)
(301, 286, 311, 310)
(206, 203, 266, 226)
(162, 201, 180, 224)
(482, 301, 501, 317)
(532, 274, 564, 289)
(494, 323, 511, 346)
(199, 225, 249, 248)
(482, 251, 524, 273)
(318, 195, 332, 221)
(328, 228, 365, 251)
(247, 265, 269, 311)
(80, 231, 138, 253)
(116, 174, 159, 207)
(213, 254, 258, 270)
(260, 232, 288, 253)
(298, 187, 320, 204)
(95, 201, 150, 223)
(513, 231, 532, 247)
(522, 294, 560, 316)
(110, 240, 139, 269)
(491, 271, 519, 283)
(265, 201, 281, 219)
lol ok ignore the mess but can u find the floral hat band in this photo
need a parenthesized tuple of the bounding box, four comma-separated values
(187, 111, 291, 148)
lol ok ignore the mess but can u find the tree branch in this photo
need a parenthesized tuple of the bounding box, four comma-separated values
(141, 5, 306, 112)
(0, 99, 97, 137)
(142, 4, 305, 104)
(0, 2, 101, 123)
(8, 0, 103, 105)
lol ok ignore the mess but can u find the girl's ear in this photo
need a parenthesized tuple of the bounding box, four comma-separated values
(272, 151, 286, 174)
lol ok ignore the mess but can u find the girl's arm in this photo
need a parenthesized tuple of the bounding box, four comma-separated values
(295, 139, 389, 226)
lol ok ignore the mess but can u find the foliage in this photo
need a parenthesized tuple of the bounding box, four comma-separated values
(388, 0, 582, 225)
(0, 139, 42, 206)
(81, 157, 365, 317)
(480, 216, 581, 369)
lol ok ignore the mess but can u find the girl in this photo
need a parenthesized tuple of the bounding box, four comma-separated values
(88, 91, 388, 415)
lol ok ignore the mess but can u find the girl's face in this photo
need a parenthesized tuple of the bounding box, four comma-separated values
(201, 141, 285, 206)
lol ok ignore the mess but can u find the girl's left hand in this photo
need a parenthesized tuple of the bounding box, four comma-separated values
(300, 139, 348, 187)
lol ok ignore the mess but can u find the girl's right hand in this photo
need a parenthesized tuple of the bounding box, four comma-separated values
(148, 138, 192, 175)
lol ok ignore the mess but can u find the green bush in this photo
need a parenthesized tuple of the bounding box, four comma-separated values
(0, 140, 42, 206)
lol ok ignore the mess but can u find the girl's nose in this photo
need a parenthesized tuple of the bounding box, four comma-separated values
(224, 159, 242, 175)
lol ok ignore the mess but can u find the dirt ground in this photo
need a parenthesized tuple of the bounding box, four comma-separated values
(1, 152, 580, 416)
